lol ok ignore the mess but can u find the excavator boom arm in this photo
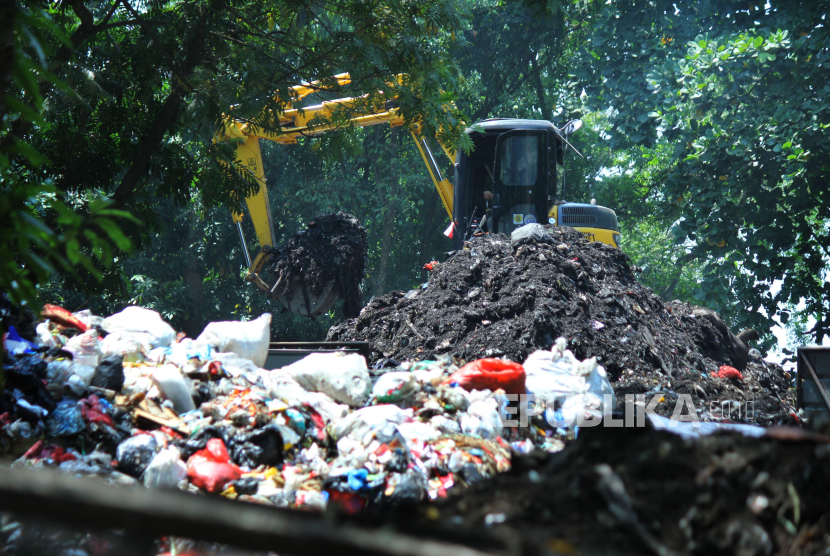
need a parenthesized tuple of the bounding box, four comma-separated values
(220, 74, 457, 295)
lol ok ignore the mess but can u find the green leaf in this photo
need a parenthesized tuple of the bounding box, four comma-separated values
(5, 96, 44, 125)
(20, 251, 54, 277)
(18, 212, 55, 238)
(95, 218, 132, 251)
(66, 238, 81, 264)
(4, 141, 50, 166)
(94, 208, 141, 223)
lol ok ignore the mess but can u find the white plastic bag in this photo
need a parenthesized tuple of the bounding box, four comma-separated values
(100, 331, 151, 362)
(152, 364, 196, 414)
(266, 370, 348, 423)
(522, 337, 615, 427)
(122, 366, 155, 397)
(396, 421, 441, 449)
(437, 384, 471, 412)
(212, 352, 261, 377)
(45, 360, 76, 387)
(72, 309, 104, 331)
(430, 414, 461, 435)
(63, 329, 101, 389)
(144, 446, 187, 489)
(460, 398, 503, 440)
(372, 371, 417, 402)
(195, 313, 271, 368)
(280, 352, 371, 407)
(330, 405, 412, 443)
(102, 306, 176, 348)
(36, 322, 58, 348)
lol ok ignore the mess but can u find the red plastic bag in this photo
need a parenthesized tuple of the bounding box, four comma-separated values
(712, 366, 743, 380)
(326, 490, 366, 515)
(22, 440, 77, 463)
(80, 395, 115, 428)
(186, 439, 241, 493)
(442, 358, 526, 395)
(41, 304, 88, 332)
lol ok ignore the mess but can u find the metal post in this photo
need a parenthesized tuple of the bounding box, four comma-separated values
(236, 221, 252, 268)
(800, 351, 830, 413)
(422, 138, 445, 182)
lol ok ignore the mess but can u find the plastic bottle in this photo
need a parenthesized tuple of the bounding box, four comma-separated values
(65, 329, 101, 368)
(152, 364, 196, 414)
(64, 330, 101, 387)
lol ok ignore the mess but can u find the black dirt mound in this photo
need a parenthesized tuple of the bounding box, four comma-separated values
(328, 226, 794, 424)
(409, 425, 830, 556)
(269, 212, 367, 318)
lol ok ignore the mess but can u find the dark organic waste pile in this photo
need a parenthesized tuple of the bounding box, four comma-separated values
(407, 425, 830, 556)
(329, 226, 794, 424)
(269, 211, 367, 317)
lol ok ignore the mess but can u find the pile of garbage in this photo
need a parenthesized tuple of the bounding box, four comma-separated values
(1, 299, 621, 527)
(410, 424, 830, 556)
(328, 225, 795, 425)
(268, 211, 367, 318)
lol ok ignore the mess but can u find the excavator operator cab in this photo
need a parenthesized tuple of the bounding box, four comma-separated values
(452, 118, 620, 249)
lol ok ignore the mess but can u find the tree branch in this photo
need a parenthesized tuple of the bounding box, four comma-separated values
(120, 1, 189, 86)
(100, 19, 165, 31)
(530, 54, 549, 118)
(111, 10, 208, 206)
(100, 0, 123, 26)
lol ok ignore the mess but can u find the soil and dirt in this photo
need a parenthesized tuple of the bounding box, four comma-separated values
(400, 424, 830, 556)
(328, 226, 795, 425)
(269, 212, 367, 318)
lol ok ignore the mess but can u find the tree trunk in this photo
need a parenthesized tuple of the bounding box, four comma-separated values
(530, 55, 549, 119)
(417, 193, 441, 282)
(181, 208, 204, 338)
(372, 128, 401, 297)
(659, 252, 696, 301)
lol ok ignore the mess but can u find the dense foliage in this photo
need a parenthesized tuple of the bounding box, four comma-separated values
(576, 0, 830, 348)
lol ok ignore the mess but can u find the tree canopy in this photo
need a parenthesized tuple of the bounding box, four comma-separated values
(575, 0, 830, 347)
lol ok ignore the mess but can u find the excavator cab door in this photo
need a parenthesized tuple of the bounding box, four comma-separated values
(491, 129, 549, 236)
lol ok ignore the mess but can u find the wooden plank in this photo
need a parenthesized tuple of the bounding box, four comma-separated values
(0, 466, 504, 556)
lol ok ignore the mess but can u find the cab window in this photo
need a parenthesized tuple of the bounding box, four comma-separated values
(498, 135, 539, 186)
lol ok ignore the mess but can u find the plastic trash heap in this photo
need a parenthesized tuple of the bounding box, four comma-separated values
(1, 302, 627, 517)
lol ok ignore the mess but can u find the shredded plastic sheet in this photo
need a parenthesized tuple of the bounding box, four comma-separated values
(646, 413, 766, 439)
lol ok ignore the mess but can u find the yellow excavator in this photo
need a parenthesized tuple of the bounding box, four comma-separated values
(219, 74, 621, 317)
